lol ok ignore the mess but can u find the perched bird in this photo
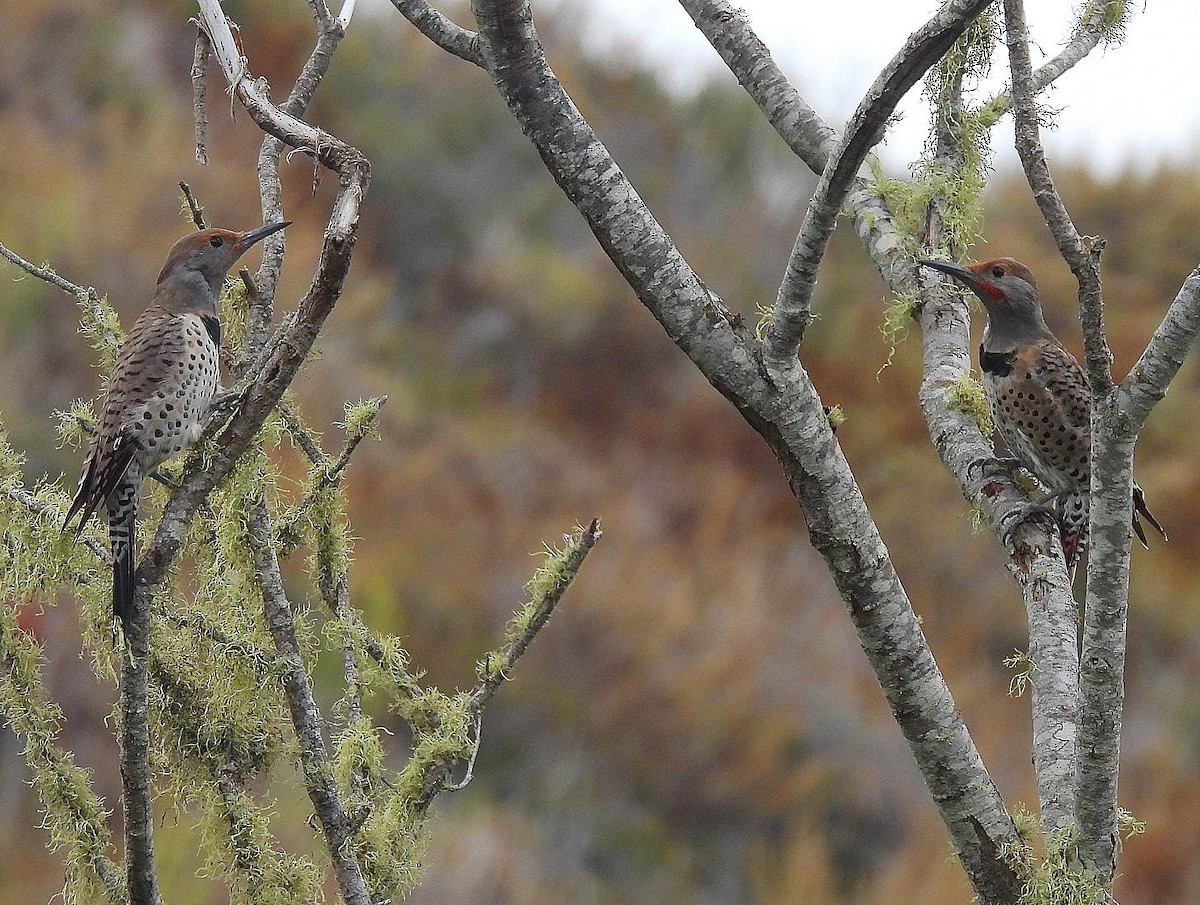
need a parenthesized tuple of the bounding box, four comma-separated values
(64, 222, 290, 639)
(917, 256, 1164, 576)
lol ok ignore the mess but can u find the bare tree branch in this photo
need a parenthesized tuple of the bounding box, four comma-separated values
(191, 26, 211, 165)
(762, 0, 993, 365)
(252, 0, 350, 345)
(1004, 0, 1130, 879)
(917, 20, 1082, 838)
(981, 0, 1130, 121)
(278, 398, 327, 465)
(179, 180, 207, 230)
(119, 626, 157, 904)
(1, 484, 111, 564)
(0, 241, 96, 299)
(1004, 0, 1112, 394)
(1121, 269, 1200, 428)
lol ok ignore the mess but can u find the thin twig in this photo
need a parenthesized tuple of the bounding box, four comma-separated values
(277, 398, 386, 557)
(277, 400, 326, 466)
(2, 484, 111, 564)
(467, 519, 601, 713)
(191, 27, 211, 166)
(0, 241, 116, 357)
(179, 181, 208, 231)
(248, 0, 349, 358)
(0, 241, 94, 298)
(981, 0, 1130, 122)
(119, 625, 157, 903)
(159, 606, 283, 679)
(415, 518, 602, 807)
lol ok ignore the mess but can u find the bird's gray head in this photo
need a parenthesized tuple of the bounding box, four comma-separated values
(917, 256, 1049, 347)
(156, 222, 291, 306)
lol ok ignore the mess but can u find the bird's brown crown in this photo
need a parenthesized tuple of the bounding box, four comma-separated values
(156, 229, 242, 285)
(967, 257, 1038, 299)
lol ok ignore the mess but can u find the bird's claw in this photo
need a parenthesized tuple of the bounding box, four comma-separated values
(967, 455, 1026, 479)
(998, 502, 1059, 547)
(204, 387, 247, 430)
(207, 387, 243, 417)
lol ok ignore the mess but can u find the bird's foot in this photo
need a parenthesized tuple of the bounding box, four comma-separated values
(967, 455, 1026, 480)
(207, 387, 243, 421)
(998, 501, 1060, 547)
(200, 388, 246, 441)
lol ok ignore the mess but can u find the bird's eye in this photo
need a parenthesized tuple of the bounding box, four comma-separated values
(991, 266, 1004, 278)
(209, 236, 223, 248)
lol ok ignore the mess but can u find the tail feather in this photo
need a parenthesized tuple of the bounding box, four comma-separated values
(64, 435, 139, 539)
(1055, 493, 1088, 580)
(1132, 482, 1166, 548)
(107, 477, 140, 642)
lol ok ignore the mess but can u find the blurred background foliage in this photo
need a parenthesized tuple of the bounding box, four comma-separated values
(2, 2, 1200, 903)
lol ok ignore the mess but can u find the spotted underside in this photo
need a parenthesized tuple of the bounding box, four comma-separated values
(982, 337, 1091, 496)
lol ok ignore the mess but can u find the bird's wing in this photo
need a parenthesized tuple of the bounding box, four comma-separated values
(63, 427, 140, 536)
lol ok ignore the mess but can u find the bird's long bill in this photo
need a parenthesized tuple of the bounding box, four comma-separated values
(916, 258, 977, 286)
(236, 220, 292, 251)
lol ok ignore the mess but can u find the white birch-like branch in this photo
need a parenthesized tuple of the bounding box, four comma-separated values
(918, 23, 1081, 837)
(682, 0, 1142, 869)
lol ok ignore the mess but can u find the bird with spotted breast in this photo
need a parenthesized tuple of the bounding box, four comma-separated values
(64, 221, 290, 640)
(917, 256, 1164, 578)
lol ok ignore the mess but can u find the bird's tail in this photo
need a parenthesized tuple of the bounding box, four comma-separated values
(108, 479, 139, 642)
(1055, 492, 1088, 582)
(1132, 482, 1167, 548)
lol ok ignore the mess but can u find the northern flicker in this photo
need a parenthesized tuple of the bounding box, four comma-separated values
(64, 221, 290, 638)
(917, 256, 1164, 576)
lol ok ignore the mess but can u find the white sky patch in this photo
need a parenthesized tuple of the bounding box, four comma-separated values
(553, 0, 1200, 175)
